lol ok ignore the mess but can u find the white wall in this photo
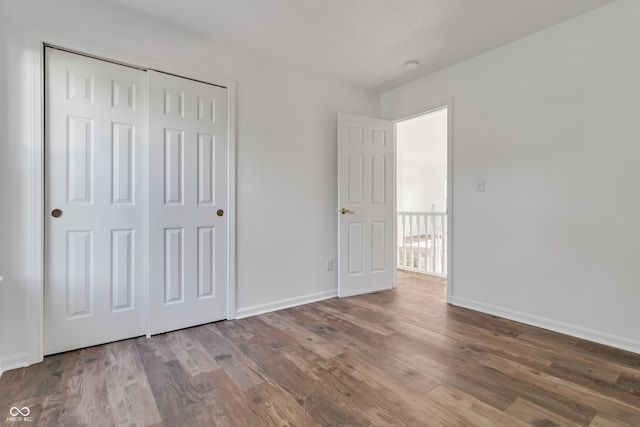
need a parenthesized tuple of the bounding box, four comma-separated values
(0, 14, 31, 373)
(397, 160, 446, 212)
(0, 0, 378, 372)
(396, 110, 448, 212)
(382, 0, 640, 353)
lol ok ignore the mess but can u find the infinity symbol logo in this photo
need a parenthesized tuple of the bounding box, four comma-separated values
(9, 407, 30, 416)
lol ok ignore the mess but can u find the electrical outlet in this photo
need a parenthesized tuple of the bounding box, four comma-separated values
(326, 260, 334, 271)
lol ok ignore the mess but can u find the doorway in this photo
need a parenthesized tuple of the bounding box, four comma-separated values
(395, 107, 449, 281)
(336, 106, 452, 302)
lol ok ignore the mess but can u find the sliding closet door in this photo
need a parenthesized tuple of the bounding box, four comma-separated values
(147, 71, 228, 335)
(44, 48, 148, 354)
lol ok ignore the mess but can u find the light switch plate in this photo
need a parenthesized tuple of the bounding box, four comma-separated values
(476, 178, 485, 192)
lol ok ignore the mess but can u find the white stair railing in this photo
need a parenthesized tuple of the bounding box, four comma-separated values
(397, 211, 447, 276)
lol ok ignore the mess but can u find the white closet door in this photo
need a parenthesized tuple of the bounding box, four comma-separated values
(148, 71, 228, 335)
(44, 48, 148, 354)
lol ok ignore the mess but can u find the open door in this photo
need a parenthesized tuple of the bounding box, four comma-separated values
(337, 113, 395, 297)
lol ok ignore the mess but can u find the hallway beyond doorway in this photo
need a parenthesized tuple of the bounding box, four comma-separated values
(396, 108, 448, 277)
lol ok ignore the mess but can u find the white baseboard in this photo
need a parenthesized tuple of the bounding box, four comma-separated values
(452, 296, 640, 355)
(235, 289, 338, 319)
(0, 353, 29, 378)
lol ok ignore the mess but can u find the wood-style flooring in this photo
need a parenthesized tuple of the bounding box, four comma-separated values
(1, 271, 639, 426)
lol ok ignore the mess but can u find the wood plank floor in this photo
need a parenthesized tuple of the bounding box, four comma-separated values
(1, 271, 639, 426)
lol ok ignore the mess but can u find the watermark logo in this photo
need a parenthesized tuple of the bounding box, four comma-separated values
(10, 408, 30, 417)
(6, 407, 34, 423)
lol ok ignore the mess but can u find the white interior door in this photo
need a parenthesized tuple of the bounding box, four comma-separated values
(44, 48, 148, 354)
(148, 71, 228, 335)
(338, 113, 395, 297)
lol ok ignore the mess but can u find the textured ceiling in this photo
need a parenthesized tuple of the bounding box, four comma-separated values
(104, 0, 617, 92)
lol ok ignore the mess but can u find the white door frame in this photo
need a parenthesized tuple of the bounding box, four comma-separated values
(25, 33, 237, 365)
(393, 99, 454, 303)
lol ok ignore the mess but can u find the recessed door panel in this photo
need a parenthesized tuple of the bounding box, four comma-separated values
(111, 229, 134, 311)
(112, 123, 134, 205)
(164, 228, 184, 304)
(66, 230, 93, 317)
(164, 129, 184, 205)
(197, 227, 215, 299)
(371, 221, 386, 272)
(67, 116, 94, 204)
(164, 89, 184, 117)
(371, 128, 387, 146)
(112, 80, 136, 110)
(197, 133, 215, 205)
(198, 97, 216, 122)
(67, 70, 94, 102)
(348, 153, 364, 206)
(371, 154, 386, 206)
(347, 222, 364, 276)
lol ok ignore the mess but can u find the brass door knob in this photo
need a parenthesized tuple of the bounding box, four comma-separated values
(340, 208, 354, 215)
(217, 209, 224, 217)
(51, 209, 63, 218)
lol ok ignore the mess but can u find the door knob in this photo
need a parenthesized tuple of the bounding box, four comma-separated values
(217, 209, 224, 217)
(340, 208, 354, 215)
(51, 209, 63, 218)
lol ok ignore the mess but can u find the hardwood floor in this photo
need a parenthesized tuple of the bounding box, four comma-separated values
(1, 271, 639, 426)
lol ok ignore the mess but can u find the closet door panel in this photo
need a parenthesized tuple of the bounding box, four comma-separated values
(44, 48, 148, 355)
(148, 71, 228, 335)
